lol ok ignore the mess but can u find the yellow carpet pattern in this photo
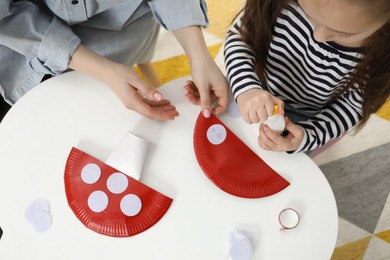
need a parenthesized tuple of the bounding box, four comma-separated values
(138, 1, 390, 259)
(135, 0, 242, 85)
(377, 98, 390, 121)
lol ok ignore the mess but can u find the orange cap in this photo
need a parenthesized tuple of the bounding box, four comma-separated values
(274, 105, 279, 116)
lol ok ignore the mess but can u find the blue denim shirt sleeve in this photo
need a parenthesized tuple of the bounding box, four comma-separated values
(0, 0, 208, 103)
(148, 0, 208, 30)
(0, 0, 208, 74)
(0, 0, 12, 19)
(0, 1, 81, 75)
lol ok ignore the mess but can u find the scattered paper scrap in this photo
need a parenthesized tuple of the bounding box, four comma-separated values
(25, 198, 52, 233)
(228, 228, 253, 260)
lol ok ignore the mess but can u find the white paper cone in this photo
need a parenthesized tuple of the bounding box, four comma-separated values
(105, 132, 149, 180)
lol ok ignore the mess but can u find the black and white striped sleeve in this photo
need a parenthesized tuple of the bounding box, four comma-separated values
(294, 90, 363, 153)
(223, 20, 263, 100)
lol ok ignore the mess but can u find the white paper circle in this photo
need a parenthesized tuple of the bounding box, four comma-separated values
(25, 198, 50, 223)
(81, 163, 101, 184)
(207, 124, 227, 145)
(229, 239, 253, 260)
(120, 194, 142, 217)
(227, 101, 241, 118)
(31, 212, 52, 233)
(88, 190, 108, 213)
(279, 208, 300, 229)
(107, 172, 129, 194)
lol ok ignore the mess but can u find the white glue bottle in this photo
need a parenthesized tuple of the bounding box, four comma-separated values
(264, 105, 285, 134)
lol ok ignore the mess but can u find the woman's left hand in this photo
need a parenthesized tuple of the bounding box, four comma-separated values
(183, 55, 229, 117)
(173, 26, 229, 118)
(258, 117, 305, 152)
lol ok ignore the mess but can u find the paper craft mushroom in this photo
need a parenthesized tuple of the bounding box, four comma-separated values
(64, 147, 172, 237)
(193, 112, 290, 198)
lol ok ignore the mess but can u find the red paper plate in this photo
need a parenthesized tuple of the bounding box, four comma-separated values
(193, 113, 290, 198)
(64, 147, 173, 237)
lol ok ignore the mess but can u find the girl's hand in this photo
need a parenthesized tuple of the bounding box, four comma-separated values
(258, 117, 304, 152)
(236, 88, 285, 124)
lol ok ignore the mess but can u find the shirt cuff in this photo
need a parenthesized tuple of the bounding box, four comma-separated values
(286, 128, 308, 154)
(148, 0, 208, 31)
(34, 17, 81, 75)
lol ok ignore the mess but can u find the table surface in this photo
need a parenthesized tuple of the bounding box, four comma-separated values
(0, 71, 338, 260)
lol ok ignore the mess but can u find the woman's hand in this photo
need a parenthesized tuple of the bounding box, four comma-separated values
(236, 88, 285, 124)
(173, 27, 228, 118)
(105, 63, 179, 120)
(183, 53, 229, 117)
(69, 44, 178, 120)
(258, 117, 304, 152)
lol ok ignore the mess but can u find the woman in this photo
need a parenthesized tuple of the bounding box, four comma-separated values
(0, 0, 228, 120)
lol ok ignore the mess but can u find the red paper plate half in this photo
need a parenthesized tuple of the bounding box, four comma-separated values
(193, 113, 290, 198)
(64, 147, 173, 237)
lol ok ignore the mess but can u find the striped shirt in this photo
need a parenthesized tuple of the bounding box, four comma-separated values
(224, 3, 364, 153)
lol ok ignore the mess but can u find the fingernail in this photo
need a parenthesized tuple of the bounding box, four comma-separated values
(154, 92, 162, 101)
(202, 109, 211, 118)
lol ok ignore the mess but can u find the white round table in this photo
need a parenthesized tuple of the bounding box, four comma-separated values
(0, 71, 337, 259)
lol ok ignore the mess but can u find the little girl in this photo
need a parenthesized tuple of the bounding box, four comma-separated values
(224, 0, 390, 153)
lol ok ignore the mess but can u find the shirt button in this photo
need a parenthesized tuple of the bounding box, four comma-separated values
(71, 0, 79, 4)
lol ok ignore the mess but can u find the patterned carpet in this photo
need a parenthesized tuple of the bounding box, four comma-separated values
(320, 142, 390, 259)
(143, 1, 390, 259)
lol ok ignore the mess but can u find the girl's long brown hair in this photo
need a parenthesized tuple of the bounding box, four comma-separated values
(239, 0, 390, 131)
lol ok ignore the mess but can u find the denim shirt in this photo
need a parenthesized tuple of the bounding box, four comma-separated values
(0, 0, 208, 104)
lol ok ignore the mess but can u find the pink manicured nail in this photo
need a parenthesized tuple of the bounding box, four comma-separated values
(154, 92, 162, 101)
(202, 109, 211, 118)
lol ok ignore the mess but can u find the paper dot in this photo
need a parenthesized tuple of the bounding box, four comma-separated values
(120, 194, 142, 217)
(227, 101, 241, 118)
(207, 124, 227, 145)
(88, 190, 108, 213)
(81, 163, 101, 184)
(25, 198, 50, 223)
(279, 208, 300, 229)
(229, 239, 253, 260)
(31, 212, 52, 233)
(107, 173, 129, 194)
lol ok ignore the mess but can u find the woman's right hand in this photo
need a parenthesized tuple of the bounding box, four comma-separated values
(104, 63, 179, 120)
(69, 44, 178, 121)
(236, 88, 284, 124)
